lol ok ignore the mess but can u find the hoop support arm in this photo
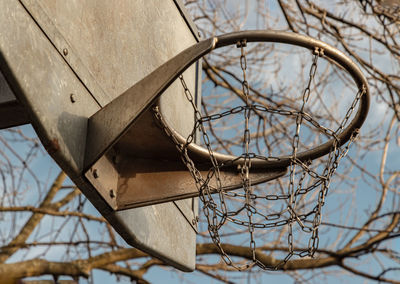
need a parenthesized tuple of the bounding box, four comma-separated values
(84, 37, 218, 171)
(84, 30, 370, 172)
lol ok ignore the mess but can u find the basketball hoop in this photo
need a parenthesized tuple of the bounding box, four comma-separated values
(153, 31, 370, 270)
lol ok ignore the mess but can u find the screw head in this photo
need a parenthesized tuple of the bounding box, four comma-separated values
(109, 189, 115, 198)
(92, 169, 98, 179)
(63, 48, 68, 56)
(70, 93, 76, 103)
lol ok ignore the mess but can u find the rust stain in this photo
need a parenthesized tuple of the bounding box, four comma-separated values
(44, 138, 60, 154)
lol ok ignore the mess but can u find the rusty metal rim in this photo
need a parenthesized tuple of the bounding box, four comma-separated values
(160, 30, 370, 168)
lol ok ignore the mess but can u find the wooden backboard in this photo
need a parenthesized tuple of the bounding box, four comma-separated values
(0, 0, 200, 271)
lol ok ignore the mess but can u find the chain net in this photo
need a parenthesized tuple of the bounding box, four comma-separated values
(154, 40, 365, 270)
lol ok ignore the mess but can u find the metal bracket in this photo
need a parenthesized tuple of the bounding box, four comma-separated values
(84, 37, 218, 171)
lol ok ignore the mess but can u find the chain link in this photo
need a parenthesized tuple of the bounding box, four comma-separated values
(153, 43, 362, 270)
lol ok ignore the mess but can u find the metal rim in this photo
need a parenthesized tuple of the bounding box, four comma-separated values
(160, 30, 370, 168)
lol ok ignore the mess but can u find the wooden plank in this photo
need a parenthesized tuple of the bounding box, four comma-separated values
(0, 0, 199, 271)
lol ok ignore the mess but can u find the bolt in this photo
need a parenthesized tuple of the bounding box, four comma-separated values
(70, 93, 76, 103)
(109, 189, 115, 198)
(192, 216, 199, 225)
(92, 169, 98, 179)
(63, 48, 68, 56)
